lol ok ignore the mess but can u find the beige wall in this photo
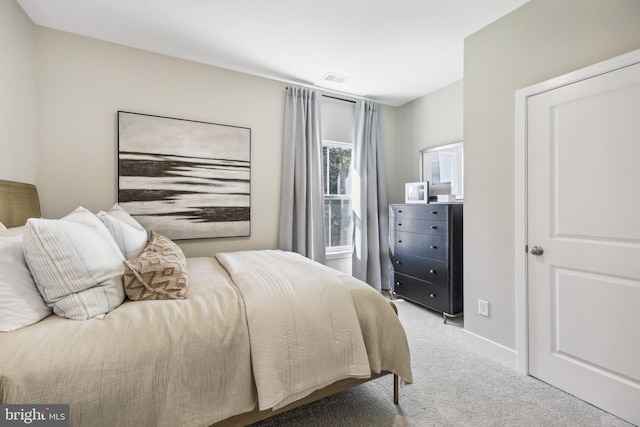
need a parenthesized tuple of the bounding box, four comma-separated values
(35, 27, 286, 256)
(464, 0, 640, 361)
(33, 27, 398, 258)
(322, 97, 355, 142)
(0, 0, 37, 184)
(391, 80, 463, 203)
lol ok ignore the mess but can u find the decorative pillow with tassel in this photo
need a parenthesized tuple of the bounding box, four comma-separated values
(123, 231, 188, 301)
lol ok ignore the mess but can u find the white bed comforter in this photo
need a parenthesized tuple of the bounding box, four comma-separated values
(0, 252, 412, 426)
(217, 250, 372, 410)
(0, 257, 256, 427)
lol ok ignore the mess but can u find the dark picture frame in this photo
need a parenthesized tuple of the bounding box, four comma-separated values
(117, 111, 251, 240)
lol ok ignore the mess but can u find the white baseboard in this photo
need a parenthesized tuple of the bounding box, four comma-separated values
(462, 329, 518, 370)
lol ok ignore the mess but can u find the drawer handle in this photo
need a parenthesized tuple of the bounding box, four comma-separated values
(430, 293, 436, 298)
(398, 240, 403, 243)
(396, 261, 402, 265)
(398, 210, 403, 213)
(429, 269, 437, 274)
(430, 245, 438, 249)
(398, 223, 402, 226)
(430, 226, 437, 230)
(431, 211, 438, 215)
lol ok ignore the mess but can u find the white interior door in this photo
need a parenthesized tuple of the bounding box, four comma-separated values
(527, 60, 640, 425)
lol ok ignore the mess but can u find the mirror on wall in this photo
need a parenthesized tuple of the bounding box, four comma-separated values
(420, 142, 463, 201)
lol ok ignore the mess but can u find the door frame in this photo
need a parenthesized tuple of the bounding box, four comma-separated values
(514, 48, 640, 374)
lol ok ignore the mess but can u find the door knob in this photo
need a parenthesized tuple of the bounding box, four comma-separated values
(530, 246, 544, 256)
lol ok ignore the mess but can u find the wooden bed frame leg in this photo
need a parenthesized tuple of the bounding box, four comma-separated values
(393, 374, 399, 404)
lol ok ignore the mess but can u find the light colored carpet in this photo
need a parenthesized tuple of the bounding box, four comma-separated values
(250, 297, 633, 427)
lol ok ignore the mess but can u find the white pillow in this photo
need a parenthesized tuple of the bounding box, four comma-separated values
(23, 207, 126, 320)
(0, 226, 52, 331)
(96, 203, 148, 260)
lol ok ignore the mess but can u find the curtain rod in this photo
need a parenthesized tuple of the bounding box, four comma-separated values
(322, 94, 356, 104)
(259, 72, 385, 105)
(285, 86, 359, 104)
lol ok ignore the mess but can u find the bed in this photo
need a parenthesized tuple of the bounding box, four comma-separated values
(0, 179, 412, 426)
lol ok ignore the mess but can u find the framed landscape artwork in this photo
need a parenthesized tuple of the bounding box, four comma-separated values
(118, 111, 251, 240)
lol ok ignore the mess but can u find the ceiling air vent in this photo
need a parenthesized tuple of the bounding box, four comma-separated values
(321, 73, 348, 84)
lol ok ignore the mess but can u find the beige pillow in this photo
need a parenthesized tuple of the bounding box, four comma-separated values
(123, 231, 188, 301)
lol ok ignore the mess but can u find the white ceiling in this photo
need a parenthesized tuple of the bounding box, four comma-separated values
(18, 0, 529, 106)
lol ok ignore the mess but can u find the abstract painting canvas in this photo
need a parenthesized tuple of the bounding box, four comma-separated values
(118, 111, 251, 240)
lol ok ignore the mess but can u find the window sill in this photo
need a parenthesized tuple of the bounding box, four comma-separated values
(326, 250, 352, 261)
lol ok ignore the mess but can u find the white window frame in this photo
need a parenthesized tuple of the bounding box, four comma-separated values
(323, 140, 353, 255)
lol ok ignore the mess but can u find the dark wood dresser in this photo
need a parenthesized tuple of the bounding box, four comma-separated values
(389, 203, 463, 322)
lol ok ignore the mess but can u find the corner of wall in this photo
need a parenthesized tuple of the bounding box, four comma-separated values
(0, 0, 37, 184)
(388, 81, 463, 204)
(462, 328, 517, 369)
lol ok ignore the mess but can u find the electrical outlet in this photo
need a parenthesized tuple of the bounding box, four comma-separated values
(478, 299, 490, 317)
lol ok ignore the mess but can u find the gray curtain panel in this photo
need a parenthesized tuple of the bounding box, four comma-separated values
(352, 100, 389, 292)
(278, 87, 326, 264)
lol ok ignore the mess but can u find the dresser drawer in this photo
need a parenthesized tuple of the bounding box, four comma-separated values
(393, 273, 449, 313)
(392, 204, 447, 221)
(394, 231, 448, 261)
(391, 217, 448, 235)
(391, 253, 448, 287)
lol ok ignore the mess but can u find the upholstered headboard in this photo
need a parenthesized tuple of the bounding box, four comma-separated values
(0, 180, 41, 228)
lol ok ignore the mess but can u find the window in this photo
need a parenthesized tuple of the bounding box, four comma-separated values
(322, 140, 352, 252)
